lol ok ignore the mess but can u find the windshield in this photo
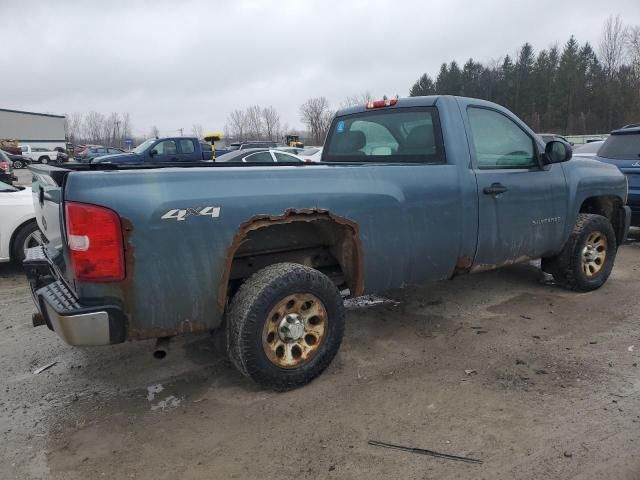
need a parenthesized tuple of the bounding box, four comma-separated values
(132, 139, 155, 154)
(598, 133, 640, 160)
(324, 107, 443, 163)
(0, 183, 19, 192)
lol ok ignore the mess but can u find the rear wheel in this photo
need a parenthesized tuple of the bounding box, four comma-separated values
(228, 263, 345, 391)
(39, 156, 49, 164)
(542, 214, 616, 292)
(12, 221, 42, 263)
(12, 160, 24, 169)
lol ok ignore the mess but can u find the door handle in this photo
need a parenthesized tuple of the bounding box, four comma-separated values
(483, 183, 508, 195)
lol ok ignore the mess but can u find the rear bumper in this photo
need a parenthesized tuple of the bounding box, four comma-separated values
(24, 246, 126, 346)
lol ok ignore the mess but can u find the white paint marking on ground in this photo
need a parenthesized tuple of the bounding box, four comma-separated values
(344, 294, 398, 309)
(151, 395, 182, 412)
(146, 384, 164, 401)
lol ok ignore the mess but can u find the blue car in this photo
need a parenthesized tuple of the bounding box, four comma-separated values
(593, 126, 640, 225)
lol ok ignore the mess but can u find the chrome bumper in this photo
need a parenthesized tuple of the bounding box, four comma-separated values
(24, 246, 126, 346)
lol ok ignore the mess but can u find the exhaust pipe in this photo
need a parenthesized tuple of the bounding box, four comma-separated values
(153, 336, 172, 359)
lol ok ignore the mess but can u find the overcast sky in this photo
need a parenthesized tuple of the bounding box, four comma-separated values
(1, 0, 639, 137)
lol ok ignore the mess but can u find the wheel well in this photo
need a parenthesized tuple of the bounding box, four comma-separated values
(218, 211, 364, 306)
(579, 196, 624, 244)
(9, 218, 37, 259)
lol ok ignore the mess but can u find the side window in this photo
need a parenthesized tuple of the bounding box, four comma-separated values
(179, 139, 195, 154)
(244, 152, 274, 163)
(154, 140, 177, 155)
(468, 107, 535, 168)
(274, 152, 300, 162)
(97, 148, 108, 154)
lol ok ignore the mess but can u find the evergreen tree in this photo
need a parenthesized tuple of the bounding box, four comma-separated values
(409, 73, 436, 96)
(407, 22, 640, 134)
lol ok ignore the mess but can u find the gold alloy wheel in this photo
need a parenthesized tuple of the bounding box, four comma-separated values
(581, 231, 607, 278)
(262, 293, 328, 368)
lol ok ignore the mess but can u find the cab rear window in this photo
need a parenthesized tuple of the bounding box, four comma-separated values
(324, 107, 444, 163)
(598, 133, 640, 160)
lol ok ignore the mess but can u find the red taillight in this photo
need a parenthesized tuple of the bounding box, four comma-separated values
(65, 202, 125, 282)
(0, 161, 9, 171)
(366, 98, 398, 109)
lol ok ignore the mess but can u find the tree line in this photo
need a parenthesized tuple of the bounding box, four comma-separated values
(409, 16, 640, 134)
(65, 111, 135, 149)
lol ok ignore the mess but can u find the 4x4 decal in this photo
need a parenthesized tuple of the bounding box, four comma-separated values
(161, 206, 221, 221)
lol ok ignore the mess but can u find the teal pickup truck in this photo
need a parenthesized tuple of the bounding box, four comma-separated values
(25, 96, 630, 390)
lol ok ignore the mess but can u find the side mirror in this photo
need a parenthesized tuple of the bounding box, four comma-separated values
(544, 140, 572, 164)
(149, 149, 158, 157)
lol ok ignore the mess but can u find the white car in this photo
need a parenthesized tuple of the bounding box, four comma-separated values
(19, 145, 62, 164)
(298, 146, 323, 163)
(0, 183, 41, 263)
(572, 140, 605, 158)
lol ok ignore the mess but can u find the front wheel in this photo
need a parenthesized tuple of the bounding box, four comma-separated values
(542, 213, 617, 292)
(39, 156, 49, 164)
(12, 160, 24, 169)
(227, 263, 345, 391)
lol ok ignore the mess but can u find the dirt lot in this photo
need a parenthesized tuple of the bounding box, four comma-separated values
(3, 169, 640, 479)
(1, 228, 640, 479)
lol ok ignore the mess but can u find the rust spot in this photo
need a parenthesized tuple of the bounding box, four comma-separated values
(127, 319, 209, 341)
(218, 209, 364, 307)
(469, 255, 531, 274)
(454, 255, 473, 274)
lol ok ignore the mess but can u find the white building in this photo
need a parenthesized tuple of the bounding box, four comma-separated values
(0, 108, 66, 150)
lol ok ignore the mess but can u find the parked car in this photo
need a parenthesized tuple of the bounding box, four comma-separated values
(0, 149, 17, 184)
(24, 95, 630, 391)
(0, 182, 41, 263)
(591, 126, 640, 225)
(226, 143, 241, 151)
(276, 146, 305, 155)
(238, 141, 284, 150)
(19, 145, 62, 164)
(91, 137, 213, 164)
(216, 148, 302, 163)
(538, 133, 570, 144)
(572, 140, 605, 158)
(298, 146, 323, 162)
(55, 147, 69, 163)
(75, 146, 125, 163)
(6, 152, 31, 169)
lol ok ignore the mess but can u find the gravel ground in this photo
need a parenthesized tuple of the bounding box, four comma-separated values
(2, 168, 640, 479)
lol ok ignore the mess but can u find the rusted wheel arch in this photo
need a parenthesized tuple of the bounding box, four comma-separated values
(218, 209, 364, 307)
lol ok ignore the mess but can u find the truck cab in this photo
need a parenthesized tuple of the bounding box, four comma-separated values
(92, 137, 212, 164)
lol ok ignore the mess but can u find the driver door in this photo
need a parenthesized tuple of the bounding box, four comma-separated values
(150, 140, 178, 163)
(463, 103, 569, 267)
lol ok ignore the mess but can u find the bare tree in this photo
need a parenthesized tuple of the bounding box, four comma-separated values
(599, 15, 627, 78)
(246, 105, 264, 139)
(226, 109, 248, 142)
(121, 113, 132, 143)
(66, 112, 83, 144)
(150, 125, 159, 138)
(191, 124, 204, 139)
(340, 91, 374, 108)
(627, 25, 640, 74)
(261, 106, 280, 141)
(84, 111, 106, 144)
(300, 97, 334, 145)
